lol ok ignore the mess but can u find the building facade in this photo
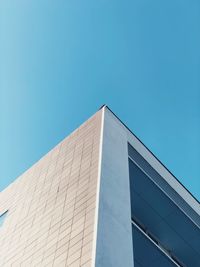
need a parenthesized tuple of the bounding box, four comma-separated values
(0, 106, 200, 267)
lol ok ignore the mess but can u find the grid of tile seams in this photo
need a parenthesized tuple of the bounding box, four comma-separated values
(0, 110, 102, 267)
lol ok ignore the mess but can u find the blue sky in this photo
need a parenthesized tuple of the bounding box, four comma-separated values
(0, 0, 200, 201)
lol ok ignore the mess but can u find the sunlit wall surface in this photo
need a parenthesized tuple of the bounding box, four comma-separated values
(0, 110, 103, 266)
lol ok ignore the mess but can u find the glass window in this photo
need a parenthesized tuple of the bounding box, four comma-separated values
(0, 211, 8, 227)
(128, 151, 186, 267)
(132, 224, 177, 267)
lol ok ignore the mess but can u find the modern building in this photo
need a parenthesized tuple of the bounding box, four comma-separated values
(0, 106, 200, 267)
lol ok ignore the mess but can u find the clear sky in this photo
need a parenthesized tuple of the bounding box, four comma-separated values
(0, 0, 200, 201)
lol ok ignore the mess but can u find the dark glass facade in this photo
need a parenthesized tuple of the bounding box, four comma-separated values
(132, 224, 177, 267)
(128, 143, 200, 267)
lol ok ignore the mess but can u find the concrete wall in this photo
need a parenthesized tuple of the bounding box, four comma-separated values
(95, 108, 134, 267)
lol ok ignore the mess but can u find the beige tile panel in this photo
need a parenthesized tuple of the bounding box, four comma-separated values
(0, 110, 102, 266)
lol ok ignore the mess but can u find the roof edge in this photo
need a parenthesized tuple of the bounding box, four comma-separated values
(102, 105, 200, 206)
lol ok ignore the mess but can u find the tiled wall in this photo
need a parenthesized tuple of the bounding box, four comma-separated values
(0, 110, 102, 267)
